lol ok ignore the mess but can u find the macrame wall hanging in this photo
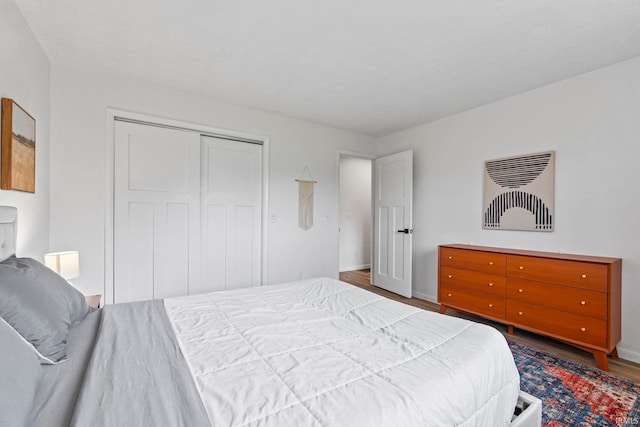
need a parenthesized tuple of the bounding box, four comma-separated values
(296, 166, 317, 231)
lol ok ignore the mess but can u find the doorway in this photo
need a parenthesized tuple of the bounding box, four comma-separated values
(338, 150, 414, 298)
(338, 154, 373, 284)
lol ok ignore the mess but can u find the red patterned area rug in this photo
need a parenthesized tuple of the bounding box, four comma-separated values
(508, 339, 640, 427)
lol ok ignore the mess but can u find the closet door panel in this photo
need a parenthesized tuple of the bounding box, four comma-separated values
(122, 202, 154, 303)
(114, 121, 200, 303)
(202, 204, 227, 293)
(159, 202, 191, 299)
(229, 205, 255, 290)
(201, 137, 262, 291)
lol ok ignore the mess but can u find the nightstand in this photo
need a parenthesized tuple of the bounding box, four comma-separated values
(85, 294, 102, 309)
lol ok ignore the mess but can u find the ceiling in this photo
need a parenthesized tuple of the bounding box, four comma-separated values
(14, 0, 640, 136)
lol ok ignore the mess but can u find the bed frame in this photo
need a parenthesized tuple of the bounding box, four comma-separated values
(511, 390, 542, 426)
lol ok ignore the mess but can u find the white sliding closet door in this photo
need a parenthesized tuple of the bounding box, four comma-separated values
(114, 121, 201, 303)
(200, 136, 262, 292)
(113, 121, 263, 303)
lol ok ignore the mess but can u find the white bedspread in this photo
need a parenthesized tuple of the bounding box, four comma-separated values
(164, 278, 520, 426)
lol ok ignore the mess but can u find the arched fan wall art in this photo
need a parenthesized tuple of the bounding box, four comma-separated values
(483, 151, 555, 231)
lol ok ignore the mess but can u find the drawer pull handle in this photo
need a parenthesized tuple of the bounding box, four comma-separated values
(488, 261, 494, 266)
(518, 266, 524, 270)
(488, 283, 494, 287)
(447, 293, 452, 297)
(581, 274, 588, 279)
(448, 256, 452, 260)
(518, 311, 523, 316)
(580, 301, 586, 305)
(488, 304, 493, 308)
(448, 275, 452, 279)
(518, 289, 524, 293)
(580, 327, 586, 332)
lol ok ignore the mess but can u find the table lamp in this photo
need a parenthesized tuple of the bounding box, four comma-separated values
(44, 251, 80, 280)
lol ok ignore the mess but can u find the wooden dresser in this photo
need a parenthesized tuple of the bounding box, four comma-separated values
(438, 244, 622, 371)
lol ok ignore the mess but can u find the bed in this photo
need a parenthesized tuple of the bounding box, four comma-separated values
(0, 206, 534, 426)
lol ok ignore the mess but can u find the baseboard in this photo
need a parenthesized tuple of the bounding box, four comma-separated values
(412, 290, 437, 304)
(339, 264, 371, 273)
(617, 346, 640, 365)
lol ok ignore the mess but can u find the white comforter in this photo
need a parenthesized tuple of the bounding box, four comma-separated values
(164, 278, 520, 426)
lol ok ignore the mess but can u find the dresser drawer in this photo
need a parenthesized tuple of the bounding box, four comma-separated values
(506, 278, 607, 320)
(506, 301, 607, 348)
(440, 266, 505, 297)
(439, 284, 505, 319)
(440, 247, 506, 275)
(507, 255, 608, 291)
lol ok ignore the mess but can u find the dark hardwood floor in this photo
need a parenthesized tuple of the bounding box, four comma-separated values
(340, 269, 640, 383)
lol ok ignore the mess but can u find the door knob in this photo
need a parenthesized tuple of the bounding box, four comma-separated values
(396, 228, 413, 234)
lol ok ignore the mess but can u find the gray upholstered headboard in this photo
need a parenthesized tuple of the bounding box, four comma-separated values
(0, 206, 17, 262)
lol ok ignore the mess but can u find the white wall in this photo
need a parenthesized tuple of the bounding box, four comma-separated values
(0, 0, 50, 258)
(339, 156, 372, 271)
(375, 56, 640, 362)
(49, 65, 374, 297)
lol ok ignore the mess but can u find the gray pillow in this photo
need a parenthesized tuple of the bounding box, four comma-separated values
(0, 256, 91, 363)
(0, 316, 43, 427)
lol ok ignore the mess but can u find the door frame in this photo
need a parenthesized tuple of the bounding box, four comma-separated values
(105, 108, 270, 305)
(337, 150, 376, 285)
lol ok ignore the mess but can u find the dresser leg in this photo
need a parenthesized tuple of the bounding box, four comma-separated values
(593, 351, 609, 371)
(439, 305, 447, 314)
(507, 325, 514, 335)
(611, 347, 619, 359)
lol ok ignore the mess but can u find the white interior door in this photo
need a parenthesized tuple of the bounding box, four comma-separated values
(200, 136, 262, 292)
(114, 121, 201, 303)
(373, 150, 413, 298)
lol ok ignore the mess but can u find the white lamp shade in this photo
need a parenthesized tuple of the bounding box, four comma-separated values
(44, 251, 80, 280)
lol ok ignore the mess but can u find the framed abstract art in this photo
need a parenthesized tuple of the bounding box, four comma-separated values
(483, 151, 554, 231)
